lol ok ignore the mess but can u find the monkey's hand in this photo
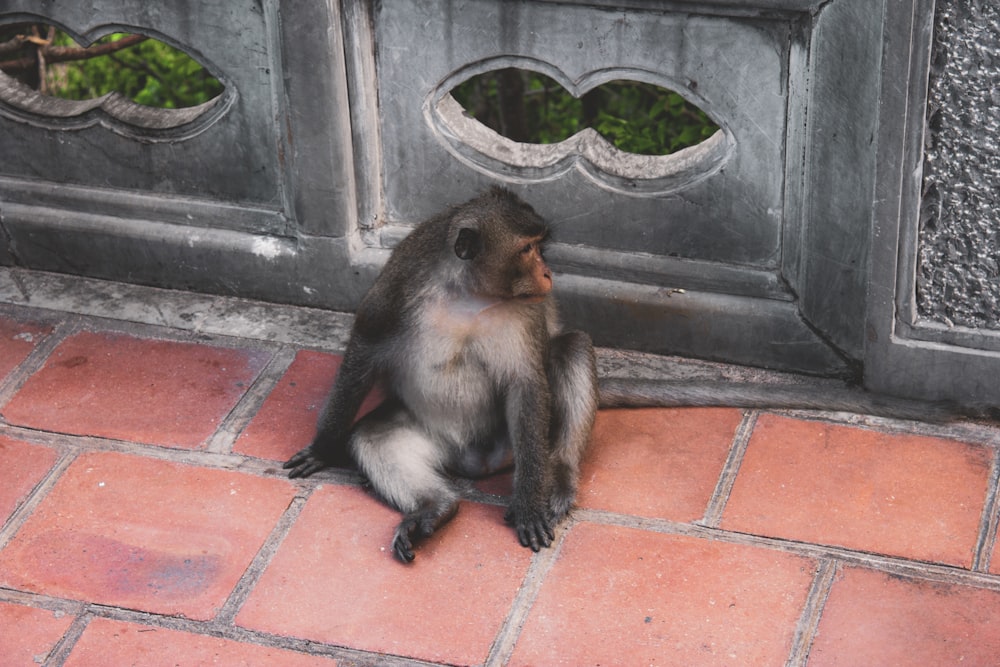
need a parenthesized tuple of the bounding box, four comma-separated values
(283, 446, 331, 479)
(505, 503, 555, 552)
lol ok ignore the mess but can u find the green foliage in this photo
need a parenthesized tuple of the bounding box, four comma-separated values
(523, 73, 583, 144)
(590, 83, 718, 155)
(49, 31, 222, 109)
(452, 69, 718, 155)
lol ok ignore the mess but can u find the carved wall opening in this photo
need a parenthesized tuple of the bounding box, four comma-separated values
(0, 22, 228, 136)
(432, 63, 730, 195)
(0, 1, 303, 245)
(450, 67, 719, 155)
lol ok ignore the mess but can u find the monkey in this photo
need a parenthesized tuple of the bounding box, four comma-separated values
(285, 186, 981, 562)
(285, 186, 597, 562)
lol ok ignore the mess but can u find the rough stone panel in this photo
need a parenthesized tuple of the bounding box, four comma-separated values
(917, 1, 1000, 329)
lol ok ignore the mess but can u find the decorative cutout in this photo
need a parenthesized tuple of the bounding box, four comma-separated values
(0, 22, 231, 139)
(426, 59, 733, 195)
(451, 68, 718, 156)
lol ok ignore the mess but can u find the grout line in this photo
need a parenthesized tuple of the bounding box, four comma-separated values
(0, 586, 433, 666)
(0, 449, 78, 550)
(0, 316, 80, 409)
(778, 408, 1000, 448)
(785, 559, 838, 667)
(70, 600, 440, 667)
(699, 409, 758, 528)
(573, 508, 1000, 592)
(0, 422, 365, 488)
(213, 492, 311, 625)
(0, 588, 87, 615)
(62, 309, 292, 356)
(41, 609, 92, 667)
(972, 446, 1000, 572)
(204, 346, 297, 454)
(483, 519, 571, 667)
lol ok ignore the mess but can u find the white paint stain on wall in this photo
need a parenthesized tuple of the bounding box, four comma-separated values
(251, 236, 286, 260)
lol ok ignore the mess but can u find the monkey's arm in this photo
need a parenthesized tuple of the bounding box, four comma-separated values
(283, 336, 380, 478)
(503, 377, 556, 551)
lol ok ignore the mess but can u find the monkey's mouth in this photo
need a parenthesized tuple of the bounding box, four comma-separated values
(516, 294, 548, 304)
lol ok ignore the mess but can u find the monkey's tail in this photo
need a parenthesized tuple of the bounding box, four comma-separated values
(597, 378, 987, 423)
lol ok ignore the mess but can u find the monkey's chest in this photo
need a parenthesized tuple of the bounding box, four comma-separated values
(401, 329, 498, 409)
(395, 304, 529, 439)
(415, 300, 530, 380)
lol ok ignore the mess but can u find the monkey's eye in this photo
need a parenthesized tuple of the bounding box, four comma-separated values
(520, 243, 535, 255)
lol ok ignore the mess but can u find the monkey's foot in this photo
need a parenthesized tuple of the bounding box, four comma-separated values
(282, 446, 331, 479)
(391, 517, 427, 563)
(504, 504, 555, 552)
(392, 501, 459, 563)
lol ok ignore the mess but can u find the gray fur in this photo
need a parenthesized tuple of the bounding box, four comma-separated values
(285, 187, 596, 562)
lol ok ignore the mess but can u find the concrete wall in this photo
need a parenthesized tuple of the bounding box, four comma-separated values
(1, 0, 997, 404)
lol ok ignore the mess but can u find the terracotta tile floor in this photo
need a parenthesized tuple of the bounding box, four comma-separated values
(2, 271, 1000, 666)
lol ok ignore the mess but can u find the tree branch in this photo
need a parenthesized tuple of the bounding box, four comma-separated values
(0, 33, 148, 72)
(0, 35, 29, 57)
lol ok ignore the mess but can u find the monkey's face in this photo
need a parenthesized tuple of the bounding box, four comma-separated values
(507, 236, 552, 303)
(453, 227, 553, 303)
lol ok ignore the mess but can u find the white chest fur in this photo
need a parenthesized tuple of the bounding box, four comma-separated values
(392, 296, 536, 445)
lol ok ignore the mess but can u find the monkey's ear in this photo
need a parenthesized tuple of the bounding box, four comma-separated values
(454, 228, 481, 260)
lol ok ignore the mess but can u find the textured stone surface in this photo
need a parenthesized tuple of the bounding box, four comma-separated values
(917, 0, 1000, 329)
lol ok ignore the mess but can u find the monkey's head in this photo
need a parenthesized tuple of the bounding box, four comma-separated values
(450, 188, 553, 303)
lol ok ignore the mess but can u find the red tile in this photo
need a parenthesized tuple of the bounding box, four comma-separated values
(721, 415, 990, 567)
(0, 600, 74, 665)
(474, 469, 514, 497)
(0, 436, 58, 523)
(0, 451, 296, 620)
(64, 617, 337, 666)
(0, 317, 52, 382)
(1, 331, 270, 449)
(510, 523, 815, 666)
(475, 408, 741, 510)
(235, 350, 382, 461)
(810, 567, 1000, 665)
(577, 408, 742, 520)
(237, 485, 532, 666)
